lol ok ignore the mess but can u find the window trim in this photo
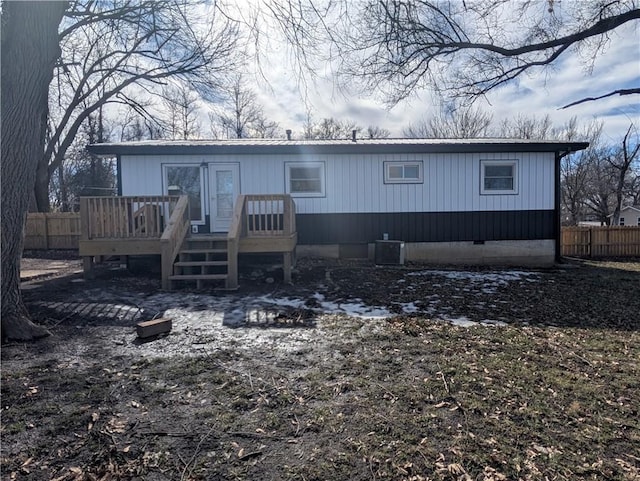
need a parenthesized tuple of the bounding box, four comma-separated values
(383, 161, 424, 184)
(162, 163, 206, 224)
(285, 161, 326, 197)
(480, 159, 519, 195)
(619, 217, 625, 226)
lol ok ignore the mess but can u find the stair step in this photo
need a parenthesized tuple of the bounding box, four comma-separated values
(174, 261, 228, 267)
(169, 274, 228, 281)
(179, 249, 227, 255)
(186, 243, 227, 249)
(188, 235, 227, 241)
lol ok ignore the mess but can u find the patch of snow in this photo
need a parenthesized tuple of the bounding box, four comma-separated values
(407, 269, 541, 289)
(256, 295, 306, 309)
(441, 316, 508, 328)
(255, 293, 390, 320)
(481, 319, 508, 326)
(446, 316, 477, 327)
(397, 302, 420, 314)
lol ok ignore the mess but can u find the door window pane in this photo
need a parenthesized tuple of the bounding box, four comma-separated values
(166, 166, 202, 221)
(216, 170, 234, 218)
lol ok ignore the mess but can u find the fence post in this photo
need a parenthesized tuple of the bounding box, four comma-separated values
(588, 228, 593, 257)
(43, 214, 49, 250)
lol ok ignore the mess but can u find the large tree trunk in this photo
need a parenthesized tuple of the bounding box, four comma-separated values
(34, 160, 52, 212)
(1, 1, 67, 341)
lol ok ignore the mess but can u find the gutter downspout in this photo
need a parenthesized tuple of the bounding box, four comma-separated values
(555, 149, 573, 263)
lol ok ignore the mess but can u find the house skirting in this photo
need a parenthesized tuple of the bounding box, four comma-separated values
(296, 210, 556, 244)
(297, 239, 556, 267)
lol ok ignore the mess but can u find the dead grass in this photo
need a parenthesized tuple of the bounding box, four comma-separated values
(2, 259, 640, 480)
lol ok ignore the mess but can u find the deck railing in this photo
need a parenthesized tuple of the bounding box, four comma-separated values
(227, 194, 296, 288)
(160, 196, 191, 289)
(80, 196, 180, 240)
(244, 194, 296, 237)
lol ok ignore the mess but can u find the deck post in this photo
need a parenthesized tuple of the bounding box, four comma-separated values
(227, 238, 239, 289)
(283, 251, 292, 283)
(83, 256, 94, 279)
(226, 195, 245, 290)
(283, 196, 292, 234)
(79, 198, 94, 278)
(160, 239, 172, 289)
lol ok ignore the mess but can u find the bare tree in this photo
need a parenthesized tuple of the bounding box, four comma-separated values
(162, 84, 202, 140)
(559, 119, 604, 225)
(120, 110, 164, 141)
(628, 174, 640, 206)
(305, 117, 361, 139)
(584, 155, 617, 224)
(50, 107, 117, 212)
(1, 1, 67, 341)
(267, 1, 639, 107)
(251, 116, 281, 138)
(365, 125, 391, 139)
(499, 114, 553, 140)
(404, 104, 492, 138)
(608, 125, 640, 225)
(214, 75, 279, 138)
(35, 0, 241, 211)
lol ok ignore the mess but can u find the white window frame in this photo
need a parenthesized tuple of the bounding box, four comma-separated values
(285, 161, 326, 197)
(619, 217, 625, 226)
(162, 163, 206, 224)
(480, 159, 519, 195)
(383, 161, 424, 184)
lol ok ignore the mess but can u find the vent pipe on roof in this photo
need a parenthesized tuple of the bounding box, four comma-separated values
(286, 129, 292, 141)
(352, 130, 357, 142)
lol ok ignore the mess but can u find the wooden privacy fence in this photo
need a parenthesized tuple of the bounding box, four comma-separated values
(24, 213, 81, 249)
(562, 226, 640, 257)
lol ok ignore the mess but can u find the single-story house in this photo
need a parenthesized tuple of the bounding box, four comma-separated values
(85, 138, 588, 286)
(610, 206, 640, 226)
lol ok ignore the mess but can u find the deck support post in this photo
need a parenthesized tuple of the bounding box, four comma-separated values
(83, 256, 95, 279)
(283, 251, 293, 283)
(227, 238, 239, 289)
(160, 240, 172, 290)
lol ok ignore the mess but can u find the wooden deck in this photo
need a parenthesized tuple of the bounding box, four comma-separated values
(79, 194, 297, 289)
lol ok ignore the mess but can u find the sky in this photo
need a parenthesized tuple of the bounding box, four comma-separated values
(243, 13, 640, 144)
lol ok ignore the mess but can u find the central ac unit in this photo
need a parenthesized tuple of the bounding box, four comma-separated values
(375, 240, 405, 265)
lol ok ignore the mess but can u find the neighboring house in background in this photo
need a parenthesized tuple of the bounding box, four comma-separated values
(88, 138, 588, 267)
(610, 206, 640, 226)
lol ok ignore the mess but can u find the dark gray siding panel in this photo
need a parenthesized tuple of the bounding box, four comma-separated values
(296, 210, 556, 244)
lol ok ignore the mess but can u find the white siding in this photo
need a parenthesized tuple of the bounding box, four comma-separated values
(120, 151, 555, 214)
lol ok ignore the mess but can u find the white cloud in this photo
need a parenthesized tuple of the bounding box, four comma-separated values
(250, 15, 640, 142)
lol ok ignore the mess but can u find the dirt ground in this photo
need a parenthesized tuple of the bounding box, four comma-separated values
(2, 254, 639, 480)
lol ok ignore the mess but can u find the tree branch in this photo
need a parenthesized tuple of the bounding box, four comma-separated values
(560, 88, 640, 109)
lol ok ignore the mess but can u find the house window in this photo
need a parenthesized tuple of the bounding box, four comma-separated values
(619, 217, 625, 226)
(481, 160, 518, 195)
(163, 164, 204, 223)
(285, 162, 325, 197)
(384, 161, 423, 184)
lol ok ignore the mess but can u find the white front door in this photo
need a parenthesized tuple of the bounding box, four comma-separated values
(208, 163, 240, 232)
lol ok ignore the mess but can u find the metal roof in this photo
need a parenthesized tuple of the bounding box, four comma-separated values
(88, 138, 589, 156)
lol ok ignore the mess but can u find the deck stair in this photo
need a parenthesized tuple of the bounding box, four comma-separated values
(79, 194, 297, 289)
(169, 236, 230, 289)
